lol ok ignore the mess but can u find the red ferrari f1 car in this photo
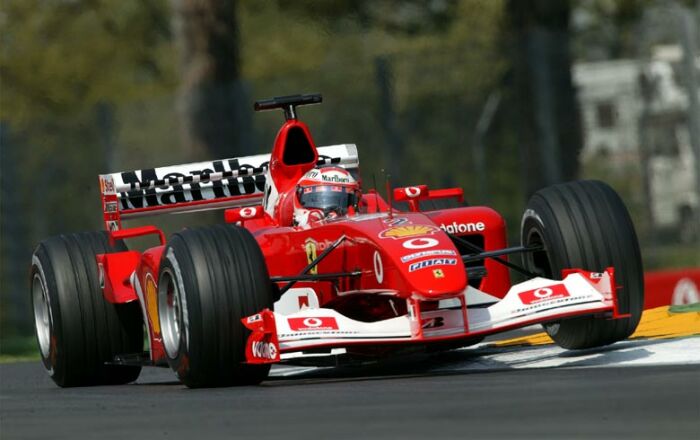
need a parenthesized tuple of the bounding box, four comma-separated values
(30, 94, 644, 388)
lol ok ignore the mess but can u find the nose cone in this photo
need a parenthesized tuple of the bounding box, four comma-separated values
(377, 223, 467, 299)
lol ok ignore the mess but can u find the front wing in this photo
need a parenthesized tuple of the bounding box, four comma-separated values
(242, 268, 626, 364)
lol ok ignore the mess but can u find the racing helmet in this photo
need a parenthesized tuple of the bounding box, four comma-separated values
(293, 166, 361, 226)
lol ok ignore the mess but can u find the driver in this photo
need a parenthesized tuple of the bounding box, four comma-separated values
(293, 166, 361, 226)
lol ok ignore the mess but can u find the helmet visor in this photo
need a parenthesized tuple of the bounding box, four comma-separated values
(298, 185, 357, 215)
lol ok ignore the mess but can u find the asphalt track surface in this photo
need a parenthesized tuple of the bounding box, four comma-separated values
(1, 344, 699, 440)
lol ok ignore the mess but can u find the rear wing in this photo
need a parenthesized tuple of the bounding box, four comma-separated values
(99, 144, 359, 231)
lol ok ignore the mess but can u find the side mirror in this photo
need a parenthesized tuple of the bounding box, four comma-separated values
(224, 206, 265, 224)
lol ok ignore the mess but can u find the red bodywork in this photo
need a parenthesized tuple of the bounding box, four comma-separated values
(96, 114, 622, 366)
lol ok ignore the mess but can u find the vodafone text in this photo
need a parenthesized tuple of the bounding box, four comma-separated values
(440, 222, 485, 234)
(251, 341, 277, 360)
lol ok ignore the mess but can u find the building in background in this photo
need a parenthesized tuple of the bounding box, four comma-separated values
(574, 46, 699, 242)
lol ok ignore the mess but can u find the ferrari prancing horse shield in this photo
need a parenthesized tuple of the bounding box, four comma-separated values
(305, 239, 318, 274)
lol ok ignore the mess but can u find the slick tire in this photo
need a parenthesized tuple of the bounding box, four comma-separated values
(30, 232, 143, 387)
(521, 180, 644, 349)
(157, 224, 274, 388)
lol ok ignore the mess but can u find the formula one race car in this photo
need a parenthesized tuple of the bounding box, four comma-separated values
(30, 94, 644, 388)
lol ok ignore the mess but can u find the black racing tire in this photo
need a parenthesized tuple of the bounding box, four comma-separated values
(520, 180, 644, 349)
(157, 224, 274, 388)
(30, 232, 143, 387)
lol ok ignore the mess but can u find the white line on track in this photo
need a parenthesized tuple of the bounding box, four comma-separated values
(444, 336, 700, 371)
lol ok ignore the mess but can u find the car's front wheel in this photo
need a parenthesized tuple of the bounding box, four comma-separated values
(521, 180, 644, 349)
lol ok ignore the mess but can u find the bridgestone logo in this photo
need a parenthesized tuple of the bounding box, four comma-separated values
(440, 222, 486, 234)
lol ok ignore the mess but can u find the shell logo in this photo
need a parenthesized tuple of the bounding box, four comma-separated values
(380, 225, 440, 240)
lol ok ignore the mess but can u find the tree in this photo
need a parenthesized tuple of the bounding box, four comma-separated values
(0, 0, 174, 125)
(171, 0, 253, 160)
(0, 0, 176, 339)
(505, 0, 583, 195)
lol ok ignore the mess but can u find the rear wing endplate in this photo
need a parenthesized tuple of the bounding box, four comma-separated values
(99, 144, 359, 231)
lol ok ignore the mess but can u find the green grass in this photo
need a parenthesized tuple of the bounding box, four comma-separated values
(0, 354, 40, 363)
(669, 303, 700, 313)
(0, 335, 40, 363)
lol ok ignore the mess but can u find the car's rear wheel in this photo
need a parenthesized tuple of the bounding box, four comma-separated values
(30, 232, 143, 387)
(158, 224, 274, 388)
(521, 180, 644, 349)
